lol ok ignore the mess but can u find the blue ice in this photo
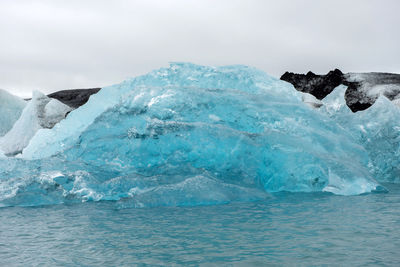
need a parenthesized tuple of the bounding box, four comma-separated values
(0, 63, 384, 207)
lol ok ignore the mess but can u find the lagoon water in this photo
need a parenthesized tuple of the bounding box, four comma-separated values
(1, 183, 399, 266)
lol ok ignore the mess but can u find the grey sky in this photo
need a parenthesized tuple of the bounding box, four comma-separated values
(1, 0, 399, 97)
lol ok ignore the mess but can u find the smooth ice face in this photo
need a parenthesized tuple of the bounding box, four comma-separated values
(0, 89, 26, 137)
(0, 91, 71, 156)
(23, 63, 301, 159)
(42, 99, 72, 128)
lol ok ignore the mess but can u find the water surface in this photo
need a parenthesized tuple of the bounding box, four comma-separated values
(1, 183, 399, 266)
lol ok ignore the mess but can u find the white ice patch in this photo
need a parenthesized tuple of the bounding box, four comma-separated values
(323, 170, 378, 195)
(391, 98, 400, 108)
(301, 92, 323, 108)
(209, 114, 221, 121)
(0, 89, 27, 136)
(42, 99, 72, 128)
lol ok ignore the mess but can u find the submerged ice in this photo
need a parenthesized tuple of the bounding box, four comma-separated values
(0, 63, 392, 207)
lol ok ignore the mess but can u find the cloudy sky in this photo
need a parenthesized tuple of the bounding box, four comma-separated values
(1, 0, 399, 97)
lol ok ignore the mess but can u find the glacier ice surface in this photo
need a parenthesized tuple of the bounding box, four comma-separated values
(0, 63, 389, 207)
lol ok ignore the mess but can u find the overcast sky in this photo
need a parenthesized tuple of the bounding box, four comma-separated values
(1, 0, 399, 97)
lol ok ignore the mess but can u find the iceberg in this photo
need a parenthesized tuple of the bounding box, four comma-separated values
(0, 91, 71, 156)
(0, 63, 386, 208)
(0, 89, 26, 137)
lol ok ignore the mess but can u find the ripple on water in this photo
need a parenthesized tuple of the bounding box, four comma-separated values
(0, 183, 399, 266)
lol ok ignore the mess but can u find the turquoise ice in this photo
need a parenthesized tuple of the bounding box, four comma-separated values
(0, 63, 384, 207)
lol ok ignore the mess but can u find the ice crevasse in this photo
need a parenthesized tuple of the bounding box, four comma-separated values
(0, 63, 386, 207)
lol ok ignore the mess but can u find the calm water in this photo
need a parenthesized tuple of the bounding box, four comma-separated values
(1, 183, 399, 266)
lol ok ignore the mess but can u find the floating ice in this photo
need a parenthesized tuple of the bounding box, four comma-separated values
(0, 63, 385, 207)
(0, 89, 26, 137)
(0, 91, 71, 156)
